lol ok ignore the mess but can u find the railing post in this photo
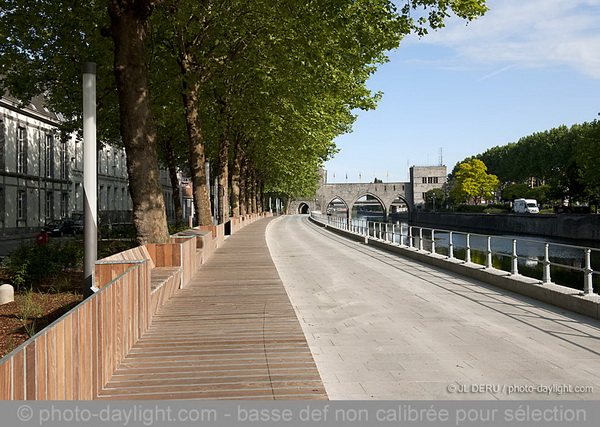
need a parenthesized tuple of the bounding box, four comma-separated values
(465, 233, 471, 263)
(392, 224, 396, 244)
(385, 223, 389, 242)
(431, 229, 436, 254)
(511, 239, 519, 275)
(583, 249, 593, 295)
(542, 243, 551, 284)
(448, 231, 454, 259)
(400, 224, 404, 246)
(486, 236, 492, 269)
(408, 226, 413, 248)
(418, 228, 423, 251)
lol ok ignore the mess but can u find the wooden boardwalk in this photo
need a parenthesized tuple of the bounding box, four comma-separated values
(98, 217, 327, 400)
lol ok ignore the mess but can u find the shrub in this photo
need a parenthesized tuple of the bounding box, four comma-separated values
(2, 240, 84, 290)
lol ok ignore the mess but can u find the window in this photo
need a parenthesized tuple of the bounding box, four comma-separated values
(45, 134, 54, 178)
(45, 191, 54, 219)
(0, 120, 5, 172)
(17, 127, 26, 174)
(422, 177, 427, 184)
(17, 190, 26, 220)
(99, 185, 105, 210)
(61, 193, 68, 218)
(60, 142, 67, 179)
(75, 183, 82, 212)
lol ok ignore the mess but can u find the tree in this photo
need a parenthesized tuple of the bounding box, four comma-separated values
(501, 183, 531, 202)
(105, 0, 170, 244)
(424, 188, 446, 211)
(576, 120, 600, 206)
(450, 159, 499, 204)
(0, 0, 170, 244)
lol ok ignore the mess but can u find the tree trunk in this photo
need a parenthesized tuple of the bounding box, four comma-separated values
(108, 1, 169, 244)
(230, 137, 242, 217)
(258, 182, 264, 213)
(217, 127, 230, 224)
(239, 158, 248, 215)
(163, 138, 183, 227)
(181, 74, 212, 226)
(250, 169, 257, 214)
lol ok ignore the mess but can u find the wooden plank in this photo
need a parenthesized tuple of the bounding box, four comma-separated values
(46, 328, 57, 400)
(35, 334, 47, 400)
(92, 295, 99, 399)
(12, 350, 25, 400)
(0, 359, 11, 400)
(25, 341, 36, 399)
(55, 321, 66, 400)
(64, 315, 73, 400)
(71, 309, 80, 400)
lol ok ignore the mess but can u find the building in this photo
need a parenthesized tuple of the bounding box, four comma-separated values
(409, 165, 447, 208)
(289, 165, 447, 215)
(0, 93, 175, 235)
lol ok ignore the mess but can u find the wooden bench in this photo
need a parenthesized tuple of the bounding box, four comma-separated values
(175, 228, 214, 266)
(96, 244, 183, 315)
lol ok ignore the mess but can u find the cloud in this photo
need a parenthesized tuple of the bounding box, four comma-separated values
(407, 0, 600, 78)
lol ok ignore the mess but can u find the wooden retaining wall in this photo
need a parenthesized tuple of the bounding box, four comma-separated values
(0, 212, 272, 400)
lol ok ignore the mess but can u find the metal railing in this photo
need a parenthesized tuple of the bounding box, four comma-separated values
(310, 212, 598, 295)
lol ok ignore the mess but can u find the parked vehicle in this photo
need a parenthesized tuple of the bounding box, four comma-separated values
(513, 198, 539, 214)
(42, 219, 78, 236)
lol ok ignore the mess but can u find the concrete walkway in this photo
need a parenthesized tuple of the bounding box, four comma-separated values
(266, 215, 600, 400)
(99, 217, 326, 400)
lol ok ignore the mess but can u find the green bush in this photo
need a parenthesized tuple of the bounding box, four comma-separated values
(98, 239, 137, 259)
(2, 240, 84, 290)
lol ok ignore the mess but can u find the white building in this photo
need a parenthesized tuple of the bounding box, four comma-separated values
(0, 94, 175, 235)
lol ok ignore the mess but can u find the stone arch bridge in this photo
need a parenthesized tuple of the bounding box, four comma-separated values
(290, 166, 447, 218)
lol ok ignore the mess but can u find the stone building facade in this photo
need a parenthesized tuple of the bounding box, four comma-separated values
(0, 94, 175, 235)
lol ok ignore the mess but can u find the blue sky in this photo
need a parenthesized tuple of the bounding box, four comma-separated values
(324, 0, 600, 183)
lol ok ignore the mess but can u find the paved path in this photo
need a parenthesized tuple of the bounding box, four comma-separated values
(266, 215, 600, 400)
(99, 217, 326, 400)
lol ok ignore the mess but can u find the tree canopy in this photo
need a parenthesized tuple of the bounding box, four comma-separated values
(0, 0, 489, 240)
(450, 159, 499, 204)
(454, 120, 600, 205)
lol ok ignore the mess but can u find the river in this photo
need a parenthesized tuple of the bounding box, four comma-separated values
(333, 211, 600, 293)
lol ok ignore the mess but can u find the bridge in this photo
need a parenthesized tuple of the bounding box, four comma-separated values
(290, 166, 446, 217)
(1, 214, 599, 401)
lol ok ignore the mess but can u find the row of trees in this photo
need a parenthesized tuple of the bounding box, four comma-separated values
(0, 0, 488, 243)
(450, 120, 600, 206)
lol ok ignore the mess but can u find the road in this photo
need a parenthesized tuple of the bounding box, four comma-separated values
(266, 215, 600, 400)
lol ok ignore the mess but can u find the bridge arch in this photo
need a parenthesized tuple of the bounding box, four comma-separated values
(297, 202, 310, 214)
(351, 193, 387, 219)
(388, 194, 411, 215)
(326, 196, 350, 217)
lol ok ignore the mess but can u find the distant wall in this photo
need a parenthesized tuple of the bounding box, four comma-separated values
(411, 212, 600, 242)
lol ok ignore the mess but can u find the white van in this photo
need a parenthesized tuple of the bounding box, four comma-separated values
(513, 198, 539, 214)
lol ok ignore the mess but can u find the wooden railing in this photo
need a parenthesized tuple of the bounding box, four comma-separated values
(0, 212, 272, 400)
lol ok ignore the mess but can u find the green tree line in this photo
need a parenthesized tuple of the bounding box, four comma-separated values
(0, 0, 488, 243)
(452, 120, 600, 206)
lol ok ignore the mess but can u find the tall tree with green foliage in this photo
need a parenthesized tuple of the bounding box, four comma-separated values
(450, 159, 499, 204)
(0, 0, 170, 244)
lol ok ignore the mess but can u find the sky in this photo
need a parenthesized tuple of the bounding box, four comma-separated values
(324, 0, 600, 184)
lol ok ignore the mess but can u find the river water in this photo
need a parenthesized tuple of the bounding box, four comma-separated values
(343, 212, 599, 293)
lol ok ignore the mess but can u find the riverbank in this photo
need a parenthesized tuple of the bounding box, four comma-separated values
(410, 212, 600, 243)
